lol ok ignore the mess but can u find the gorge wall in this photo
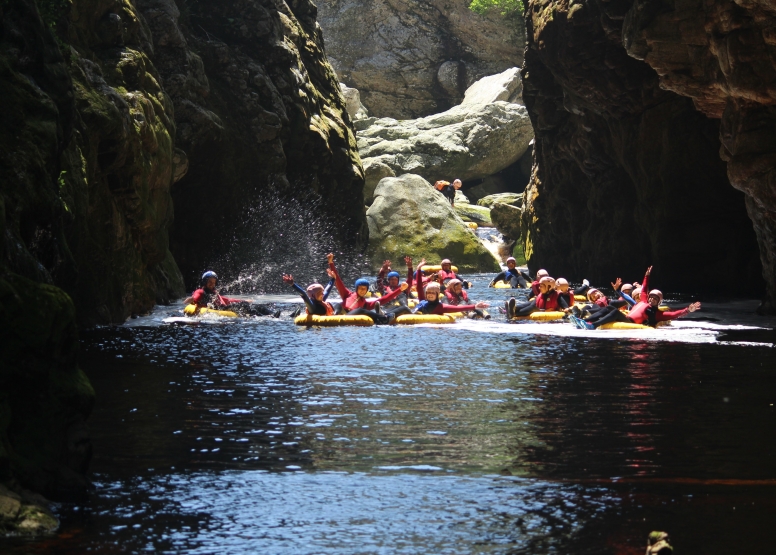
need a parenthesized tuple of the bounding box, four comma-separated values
(1, 0, 364, 504)
(316, 0, 526, 119)
(521, 0, 770, 305)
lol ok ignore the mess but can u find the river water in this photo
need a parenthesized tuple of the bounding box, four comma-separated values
(4, 275, 776, 554)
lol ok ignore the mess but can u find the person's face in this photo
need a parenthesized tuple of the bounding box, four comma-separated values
(590, 291, 602, 301)
(507, 261, 516, 269)
(539, 283, 550, 294)
(451, 283, 462, 294)
(557, 284, 569, 293)
(313, 289, 324, 301)
(388, 277, 399, 288)
(453, 180, 462, 189)
(205, 278, 217, 291)
(622, 287, 633, 296)
(357, 285, 368, 298)
(442, 263, 451, 271)
(648, 294, 660, 307)
(426, 290, 439, 301)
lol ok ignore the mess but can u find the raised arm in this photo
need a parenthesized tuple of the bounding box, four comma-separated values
(377, 282, 409, 305)
(327, 253, 351, 300)
(283, 274, 315, 313)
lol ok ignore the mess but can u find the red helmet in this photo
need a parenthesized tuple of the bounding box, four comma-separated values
(306, 283, 324, 297)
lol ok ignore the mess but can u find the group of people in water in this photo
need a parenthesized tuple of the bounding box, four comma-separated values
(186, 255, 701, 329)
(499, 264, 701, 328)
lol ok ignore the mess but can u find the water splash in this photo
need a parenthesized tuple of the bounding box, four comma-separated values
(206, 194, 370, 295)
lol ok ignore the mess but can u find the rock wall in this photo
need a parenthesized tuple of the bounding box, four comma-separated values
(139, 0, 367, 282)
(0, 0, 365, 503)
(521, 0, 765, 299)
(622, 0, 776, 309)
(316, 0, 526, 118)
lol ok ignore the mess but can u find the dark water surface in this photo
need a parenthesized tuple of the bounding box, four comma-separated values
(5, 276, 776, 554)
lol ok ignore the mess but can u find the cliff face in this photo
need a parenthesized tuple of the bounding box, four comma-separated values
(622, 0, 776, 308)
(521, 0, 765, 298)
(316, 0, 526, 119)
(1, 0, 364, 501)
(137, 0, 366, 282)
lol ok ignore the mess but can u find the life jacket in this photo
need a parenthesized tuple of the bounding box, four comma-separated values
(444, 289, 468, 306)
(535, 290, 560, 311)
(194, 288, 228, 308)
(557, 290, 574, 307)
(307, 300, 335, 316)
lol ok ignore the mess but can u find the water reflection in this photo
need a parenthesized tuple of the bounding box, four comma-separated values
(3, 278, 776, 554)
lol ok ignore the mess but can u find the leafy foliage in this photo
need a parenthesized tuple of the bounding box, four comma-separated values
(469, 0, 524, 16)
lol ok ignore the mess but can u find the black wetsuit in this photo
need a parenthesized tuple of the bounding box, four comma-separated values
(492, 268, 531, 288)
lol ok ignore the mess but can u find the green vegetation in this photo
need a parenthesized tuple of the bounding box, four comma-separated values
(469, 0, 524, 16)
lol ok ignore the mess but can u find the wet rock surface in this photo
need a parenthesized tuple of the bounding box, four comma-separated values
(366, 174, 499, 271)
(621, 0, 776, 312)
(316, 0, 526, 118)
(140, 0, 367, 283)
(521, 0, 764, 297)
(0, 484, 58, 536)
(0, 0, 365, 509)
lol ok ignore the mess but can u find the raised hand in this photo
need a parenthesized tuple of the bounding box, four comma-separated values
(404, 255, 412, 267)
(646, 265, 653, 276)
(399, 282, 409, 291)
(419, 257, 426, 268)
(282, 274, 294, 285)
(326, 268, 336, 278)
(327, 252, 334, 263)
(611, 277, 622, 290)
(688, 301, 701, 312)
(381, 259, 391, 270)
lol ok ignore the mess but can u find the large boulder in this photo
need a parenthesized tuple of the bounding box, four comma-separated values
(478, 193, 524, 208)
(340, 83, 369, 121)
(460, 67, 523, 106)
(358, 71, 533, 194)
(454, 203, 492, 225)
(316, 0, 526, 119)
(491, 203, 523, 241)
(366, 174, 499, 271)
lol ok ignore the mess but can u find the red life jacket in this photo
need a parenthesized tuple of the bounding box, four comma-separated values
(444, 289, 468, 305)
(535, 291, 560, 311)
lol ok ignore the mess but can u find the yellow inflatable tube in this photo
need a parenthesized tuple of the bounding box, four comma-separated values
(394, 314, 457, 325)
(184, 304, 238, 318)
(599, 322, 649, 330)
(492, 281, 514, 289)
(421, 265, 458, 274)
(511, 311, 566, 322)
(294, 314, 374, 327)
(574, 295, 587, 302)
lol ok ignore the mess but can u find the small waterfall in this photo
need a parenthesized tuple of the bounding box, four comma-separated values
(475, 226, 507, 266)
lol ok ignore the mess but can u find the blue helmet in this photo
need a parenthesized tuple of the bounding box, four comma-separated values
(387, 271, 400, 280)
(355, 278, 370, 289)
(201, 271, 218, 284)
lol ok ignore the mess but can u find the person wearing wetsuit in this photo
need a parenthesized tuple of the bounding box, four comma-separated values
(526, 269, 549, 300)
(186, 271, 278, 316)
(391, 264, 489, 317)
(283, 274, 335, 316)
(438, 259, 471, 288)
(328, 253, 407, 323)
(506, 276, 560, 318)
(445, 279, 490, 319)
(555, 278, 576, 311)
(490, 257, 531, 288)
(376, 257, 414, 307)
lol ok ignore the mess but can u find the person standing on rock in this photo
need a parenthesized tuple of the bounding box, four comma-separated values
(185, 271, 279, 317)
(434, 180, 455, 206)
